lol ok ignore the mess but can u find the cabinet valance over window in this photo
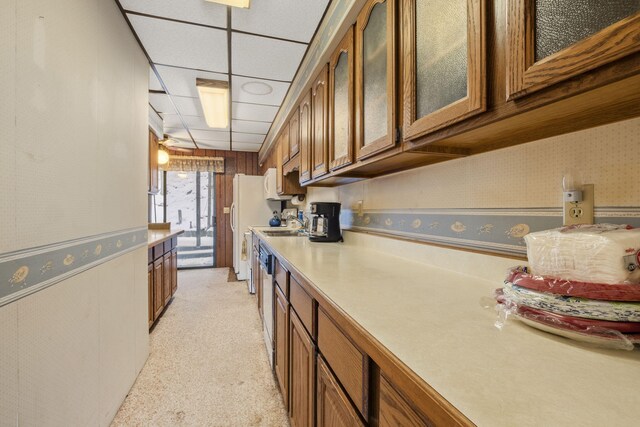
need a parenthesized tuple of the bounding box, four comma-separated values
(161, 156, 224, 173)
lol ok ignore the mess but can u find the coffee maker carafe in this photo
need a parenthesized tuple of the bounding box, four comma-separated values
(309, 202, 343, 242)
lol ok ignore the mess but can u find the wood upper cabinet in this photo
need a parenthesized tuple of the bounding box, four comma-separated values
(281, 122, 290, 165)
(148, 129, 159, 194)
(402, 0, 486, 140)
(274, 285, 289, 409)
(276, 139, 284, 195)
(289, 308, 316, 427)
(299, 91, 313, 183)
(355, 0, 397, 161)
(289, 108, 300, 158)
(329, 26, 355, 171)
(507, 1, 640, 99)
(312, 64, 330, 179)
(317, 355, 365, 427)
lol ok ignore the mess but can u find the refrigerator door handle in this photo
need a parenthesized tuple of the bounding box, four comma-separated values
(264, 174, 269, 196)
(230, 202, 236, 232)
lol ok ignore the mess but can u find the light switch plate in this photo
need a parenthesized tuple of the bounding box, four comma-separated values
(563, 184, 594, 226)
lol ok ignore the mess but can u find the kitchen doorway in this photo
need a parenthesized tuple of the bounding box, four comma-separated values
(151, 171, 216, 269)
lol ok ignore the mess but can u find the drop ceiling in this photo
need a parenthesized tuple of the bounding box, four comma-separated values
(118, 0, 330, 152)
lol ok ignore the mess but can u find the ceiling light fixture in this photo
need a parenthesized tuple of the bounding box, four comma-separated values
(196, 78, 230, 129)
(204, 0, 250, 9)
(158, 147, 170, 165)
(158, 135, 172, 165)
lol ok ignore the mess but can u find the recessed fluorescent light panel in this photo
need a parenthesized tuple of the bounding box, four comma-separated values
(205, 0, 251, 8)
(196, 78, 229, 129)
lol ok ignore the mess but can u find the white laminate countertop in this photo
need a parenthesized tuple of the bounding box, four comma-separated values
(147, 229, 184, 248)
(254, 229, 640, 427)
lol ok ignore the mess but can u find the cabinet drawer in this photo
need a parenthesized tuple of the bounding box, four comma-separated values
(163, 239, 172, 254)
(290, 274, 313, 335)
(274, 259, 289, 297)
(317, 307, 368, 419)
(153, 243, 163, 260)
(148, 248, 153, 264)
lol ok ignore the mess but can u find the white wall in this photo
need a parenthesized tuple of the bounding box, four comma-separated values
(305, 117, 640, 261)
(0, 0, 149, 425)
(333, 117, 640, 211)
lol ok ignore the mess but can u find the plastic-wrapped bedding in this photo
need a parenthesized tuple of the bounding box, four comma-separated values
(502, 283, 640, 322)
(524, 224, 640, 284)
(506, 267, 640, 301)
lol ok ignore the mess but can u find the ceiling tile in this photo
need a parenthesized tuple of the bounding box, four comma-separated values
(232, 119, 271, 134)
(231, 142, 262, 152)
(162, 114, 211, 131)
(232, 33, 306, 81)
(149, 93, 177, 115)
(232, 103, 279, 122)
(164, 127, 192, 140)
(231, 0, 329, 43)
(156, 65, 227, 98)
(171, 96, 203, 117)
(191, 129, 230, 142)
(231, 75, 289, 106)
(149, 68, 163, 91)
(128, 14, 228, 73)
(166, 139, 197, 150)
(232, 132, 265, 144)
(198, 140, 232, 150)
(121, 0, 227, 28)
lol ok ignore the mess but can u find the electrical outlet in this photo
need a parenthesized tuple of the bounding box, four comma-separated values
(563, 184, 594, 226)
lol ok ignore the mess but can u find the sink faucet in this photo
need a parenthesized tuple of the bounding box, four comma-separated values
(286, 212, 309, 233)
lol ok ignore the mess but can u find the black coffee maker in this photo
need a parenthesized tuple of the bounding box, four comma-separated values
(309, 202, 343, 242)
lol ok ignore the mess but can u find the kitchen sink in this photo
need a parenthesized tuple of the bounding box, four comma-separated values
(261, 229, 306, 237)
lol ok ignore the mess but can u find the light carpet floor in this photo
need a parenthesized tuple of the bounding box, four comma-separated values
(111, 268, 289, 427)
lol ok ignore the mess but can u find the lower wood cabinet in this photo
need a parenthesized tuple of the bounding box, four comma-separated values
(317, 355, 365, 427)
(289, 308, 316, 427)
(148, 263, 154, 328)
(257, 235, 470, 427)
(274, 285, 289, 409)
(171, 249, 178, 296)
(379, 375, 433, 427)
(153, 258, 164, 320)
(162, 252, 172, 305)
(148, 236, 179, 329)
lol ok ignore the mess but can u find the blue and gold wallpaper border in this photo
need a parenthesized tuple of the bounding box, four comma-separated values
(341, 207, 640, 257)
(0, 227, 148, 307)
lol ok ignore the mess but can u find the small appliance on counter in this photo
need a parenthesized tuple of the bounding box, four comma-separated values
(269, 211, 282, 227)
(309, 202, 343, 242)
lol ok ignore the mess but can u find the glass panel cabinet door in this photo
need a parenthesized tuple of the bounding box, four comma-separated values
(329, 26, 354, 171)
(312, 65, 329, 179)
(507, 0, 640, 98)
(402, 0, 486, 141)
(298, 91, 312, 183)
(355, 0, 396, 160)
(289, 107, 300, 158)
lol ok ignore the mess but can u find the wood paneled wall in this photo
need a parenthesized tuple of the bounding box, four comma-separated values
(167, 149, 259, 268)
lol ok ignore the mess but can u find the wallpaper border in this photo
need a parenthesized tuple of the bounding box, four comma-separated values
(0, 227, 148, 307)
(341, 207, 640, 257)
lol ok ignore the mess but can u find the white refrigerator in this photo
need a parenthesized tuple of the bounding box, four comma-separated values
(232, 174, 280, 280)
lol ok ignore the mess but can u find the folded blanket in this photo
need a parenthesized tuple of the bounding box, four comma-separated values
(502, 283, 640, 322)
(524, 224, 640, 284)
(506, 267, 640, 301)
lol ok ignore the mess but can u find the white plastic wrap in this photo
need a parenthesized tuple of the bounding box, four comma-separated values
(524, 224, 640, 284)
